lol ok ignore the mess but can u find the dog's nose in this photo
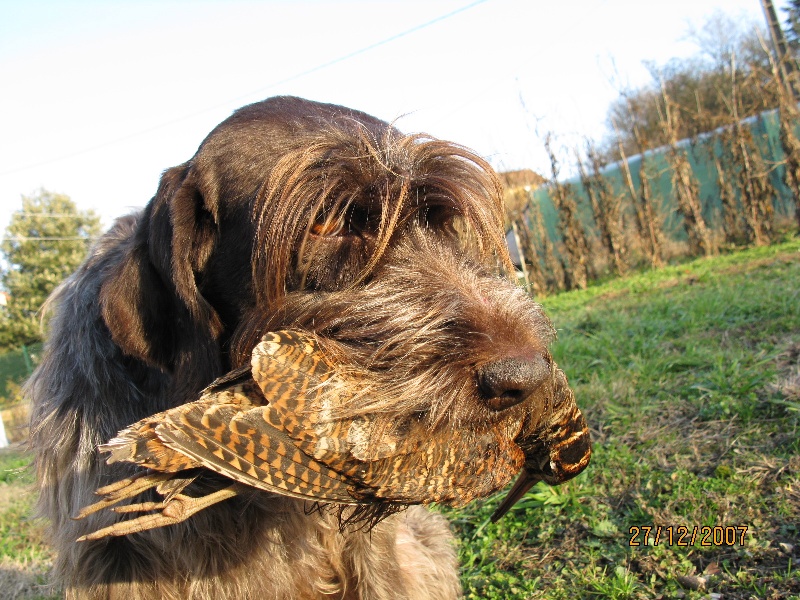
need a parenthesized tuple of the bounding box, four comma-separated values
(477, 356, 551, 411)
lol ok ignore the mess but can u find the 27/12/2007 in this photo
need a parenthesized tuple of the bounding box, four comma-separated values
(628, 525, 749, 547)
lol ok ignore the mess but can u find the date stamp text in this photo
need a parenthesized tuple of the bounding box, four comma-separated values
(628, 525, 748, 547)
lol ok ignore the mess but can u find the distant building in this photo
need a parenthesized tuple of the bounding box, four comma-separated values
(497, 169, 546, 192)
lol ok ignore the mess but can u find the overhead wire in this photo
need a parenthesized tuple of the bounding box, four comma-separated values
(0, 0, 491, 176)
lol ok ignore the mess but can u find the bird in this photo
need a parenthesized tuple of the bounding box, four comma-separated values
(75, 329, 590, 540)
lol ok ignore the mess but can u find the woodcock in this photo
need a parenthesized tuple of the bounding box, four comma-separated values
(76, 329, 591, 540)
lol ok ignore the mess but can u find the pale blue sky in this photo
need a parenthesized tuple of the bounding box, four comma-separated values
(0, 0, 787, 232)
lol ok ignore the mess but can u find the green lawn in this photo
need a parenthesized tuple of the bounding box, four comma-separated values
(448, 236, 800, 599)
(0, 446, 57, 600)
(1, 238, 798, 599)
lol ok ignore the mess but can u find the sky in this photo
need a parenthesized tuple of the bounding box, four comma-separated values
(0, 0, 790, 234)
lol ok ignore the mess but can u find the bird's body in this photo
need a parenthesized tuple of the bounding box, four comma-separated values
(78, 329, 579, 539)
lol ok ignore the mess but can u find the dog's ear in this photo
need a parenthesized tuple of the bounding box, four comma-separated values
(100, 164, 223, 397)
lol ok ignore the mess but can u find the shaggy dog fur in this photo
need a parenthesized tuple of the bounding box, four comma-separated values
(28, 96, 565, 599)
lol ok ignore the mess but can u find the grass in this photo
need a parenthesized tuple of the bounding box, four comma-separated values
(447, 236, 800, 599)
(0, 238, 798, 599)
(0, 446, 58, 600)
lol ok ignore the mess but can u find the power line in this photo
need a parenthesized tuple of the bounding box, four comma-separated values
(2, 237, 96, 241)
(1, 0, 491, 176)
(11, 213, 92, 218)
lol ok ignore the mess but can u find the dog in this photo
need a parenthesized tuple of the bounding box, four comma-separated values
(28, 96, 590, 599)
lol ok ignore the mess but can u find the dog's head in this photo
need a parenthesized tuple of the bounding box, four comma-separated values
(100, 96, 510, 392)
(94, 95, 590, 518)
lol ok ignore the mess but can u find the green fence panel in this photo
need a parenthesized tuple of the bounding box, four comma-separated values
(528, 108, 797, 243)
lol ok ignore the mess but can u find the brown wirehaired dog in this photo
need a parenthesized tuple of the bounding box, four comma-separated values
(28, 96, 590, 599)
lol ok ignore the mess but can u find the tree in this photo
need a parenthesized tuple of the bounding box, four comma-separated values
(0, 190, 101, 350)
(784, 0, 800, 54)
(605, 14, 777, 160)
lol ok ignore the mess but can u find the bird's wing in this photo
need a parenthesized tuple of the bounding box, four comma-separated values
(100, 367, 256, 472)
(154, 398, 361, 503)
(135, 330, 377, 503)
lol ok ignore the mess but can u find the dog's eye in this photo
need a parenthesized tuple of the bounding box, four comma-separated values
(311, 205, 369, 237)
(419, 205, 455, 229)
(311, 216, 346, 236)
